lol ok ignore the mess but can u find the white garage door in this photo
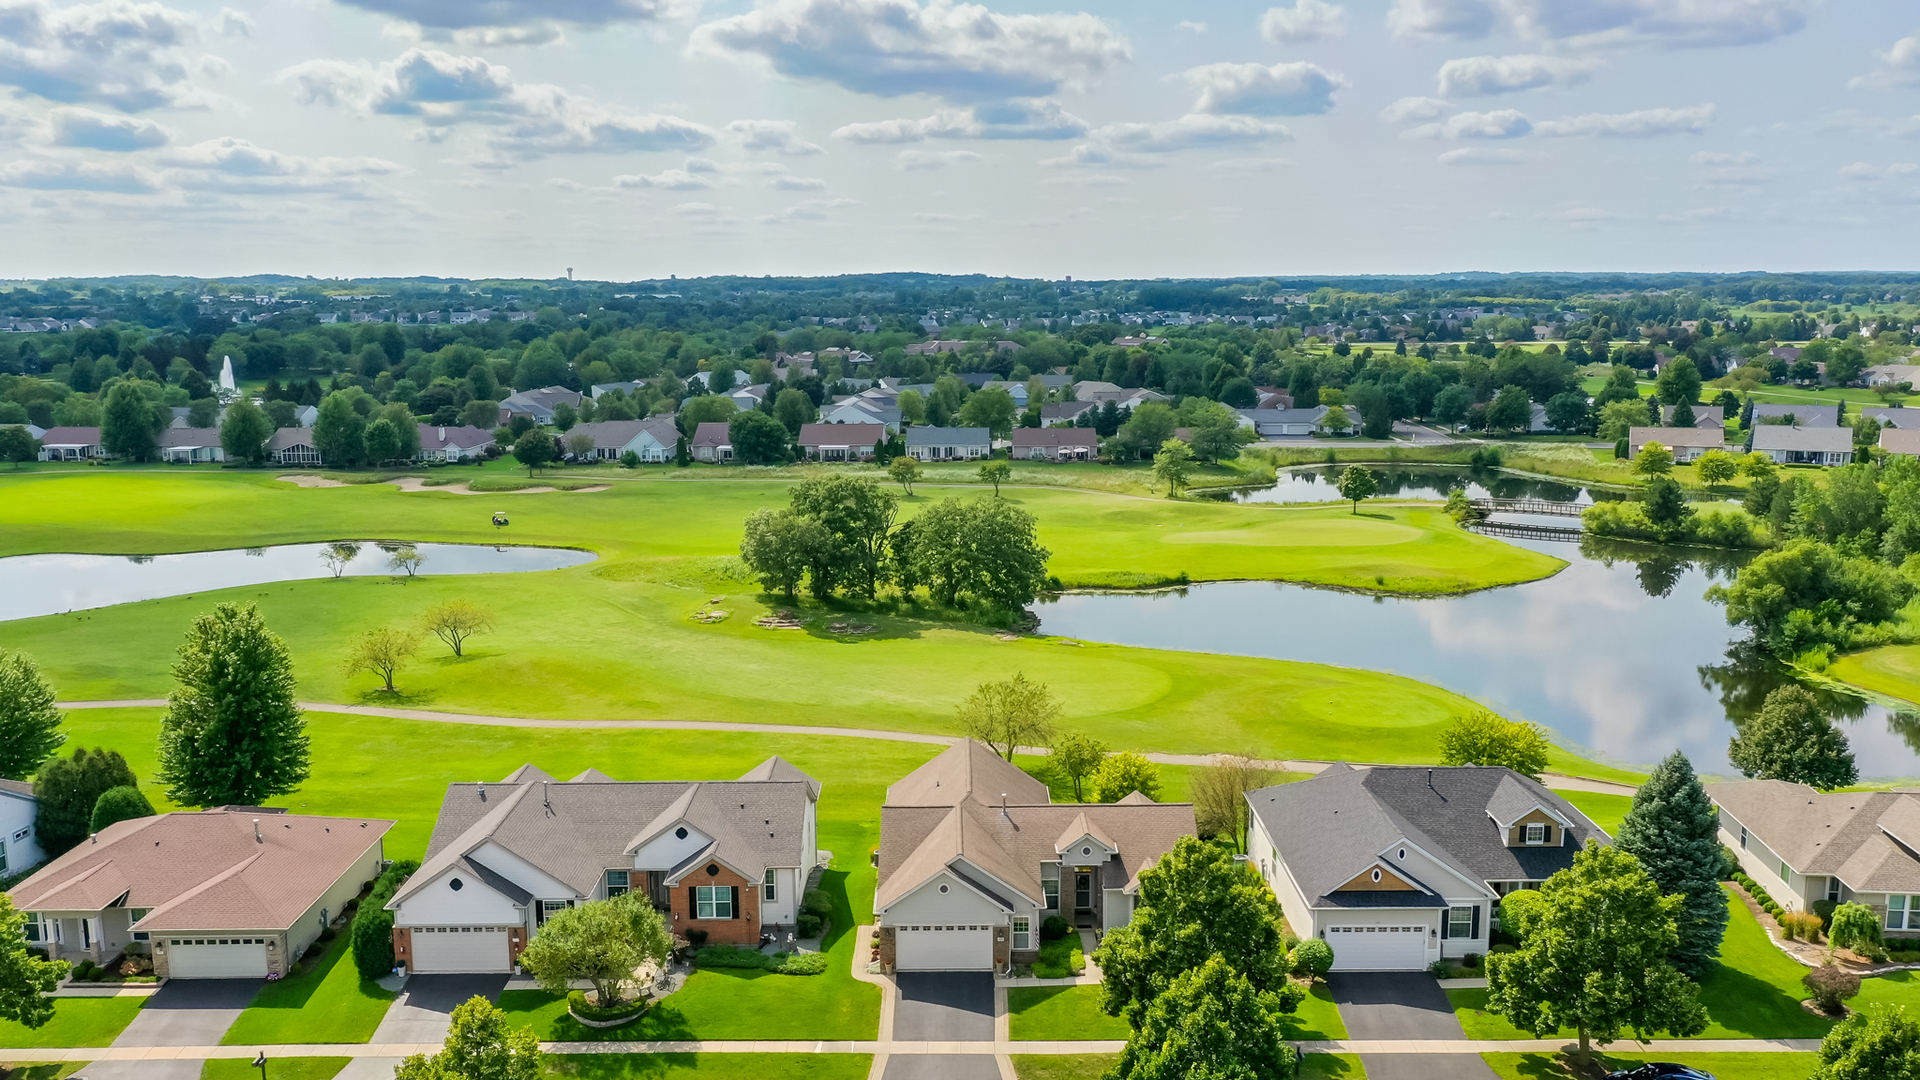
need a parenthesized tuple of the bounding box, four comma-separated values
(411, 926, 511, 974)
(165, 936, 270, 978)
(1326, 925, 1428, 971)
(894, 924, 995, 971)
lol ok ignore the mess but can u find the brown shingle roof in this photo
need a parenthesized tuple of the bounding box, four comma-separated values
(1708, 780, 1920, 892)
(798, 422, 886, 447)
(8, 811, 393, 932)
(37, 427, 101, 447)
(1629, 426, 1724, 450)
(1882, 428, 1920, 456)
(885, 741, 1048, 807)
(1011, 428, 1098, 448)
(690, 421, 731, 449)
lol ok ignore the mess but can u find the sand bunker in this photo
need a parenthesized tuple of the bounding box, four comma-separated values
(277, 474, 609, 495)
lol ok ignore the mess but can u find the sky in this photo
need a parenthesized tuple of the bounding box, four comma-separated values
(2, 0, 1919, 282)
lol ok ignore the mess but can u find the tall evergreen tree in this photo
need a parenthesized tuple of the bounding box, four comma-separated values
(0, 649, 64, 780)
(158, 603, 311, 807)
(1615, 751, 1730, 977)
(33, 748, 137, 855)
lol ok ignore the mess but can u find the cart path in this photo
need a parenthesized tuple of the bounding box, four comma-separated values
(57, 700, 1637, 794)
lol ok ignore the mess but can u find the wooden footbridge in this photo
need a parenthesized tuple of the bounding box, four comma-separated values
(1467, 498, 1586, 518)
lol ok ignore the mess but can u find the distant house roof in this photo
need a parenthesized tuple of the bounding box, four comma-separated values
(1882, 428, 1920, 456)
(1750, 425, 1854, 452)
(10, 810, 393, 932)
(1709, 780, 1920, 894)
(268, 428, 316, 451)
(1660, 405, 1724, 427)
(797, 422, 887, 447)
(690, 421, 731, 449)
(1041, 401, 1096, 421)
(38, 426, 101, 447)
(1628, 426, 1724, 449)
(1751, 402, 1837, 427)
(0, 778, 34, 799)
(1011, 428, 1098, 448)
(418, 424, 494, 451)
(157, 427, 222, 449)
(905, 426, 990, 446)
(570, 417, 677, 450)
(1863, 407, 1917, 429)
(500, 386, 583, 416)
(590, 381, 648, 399)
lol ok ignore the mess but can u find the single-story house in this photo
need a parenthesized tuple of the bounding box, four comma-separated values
(1072, 380, 1125, 403)
(36, 426, 103, 461)
(1769, 346, 1804, 362)
(798, 423, 887, 462)
(388, 759, 822, 972)
(728, 384, 771, 411)
(1751, 402, 1838, 428)
(1042, 401, 1097, 425)
(905, 427, 991, 462)
(292, 405, 318, 428)
(1749, 425, 1854, 466)
(1238, 407, 1331, 438)
(691, 421, 733, 463)
(9, 809, 392, 978)
(1867, 364, 1920, 388)
(1661, 405, 1726, 428)
(875, 741, 1194, 973)
(1863, 407, 1916, 430)
(590, 381, 649, 401)
(1, 779, 44, 877)
(820, 398, 903, 432)
(268, 427, 323, 466)
(417, 424, 495, 462)
(1628, 426, 1724, 462)
(567, 417, 681, 462)
(1256, 388, 1294, 410)
(157, 427, 226, 463)
(499, 386, 584, 426)
(1010, 428, 1098, 461)
(1710, 780, 1920, 935)
(1881, 427, 1920, 458)
(1249, 764, 1606, 971)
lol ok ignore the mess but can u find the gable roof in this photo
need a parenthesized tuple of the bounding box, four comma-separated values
(418, 424, 495, 451)
(569, 417, 678, 450)
(393, 756, 819, 908)
(0, 778, 33, 799)
(38, 427, 102, 447)
(500, 386, 583, 414)
(1750, 425, 1854, 452)
(1750, 402, 1837, 427)
(9, 811, 393, 932)
(798, 422, 887, 447)
(157, 427, 222, 449)
(1011, 427, 1098, 448)
(1660, 405, 1725, 426)
(886, 741, 1049, 807)
(1882, 427, 1920, 456)
(1707, 780, 1920, 893)
(1629, 426, 1724, 449)
(268, 428, 316, 451)
(1249, 765, 1605, 908)
(905, 427, 990, 446)
(690, 421, 731, 449)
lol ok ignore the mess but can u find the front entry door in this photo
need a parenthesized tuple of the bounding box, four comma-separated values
(1075, 873, 1092, 910)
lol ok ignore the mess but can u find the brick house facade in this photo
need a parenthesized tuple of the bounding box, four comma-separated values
(668, 862, 759, 945)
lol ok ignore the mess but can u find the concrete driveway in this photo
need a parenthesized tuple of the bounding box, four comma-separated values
(892, 972, 994, 1043)
(880, 1057, 1001, 1080)
(110, 979, 260, 1047)
(66, 1061, 207, 1080)
(1328, 971, 1496, 1080)
(370, 974, 509, 1044)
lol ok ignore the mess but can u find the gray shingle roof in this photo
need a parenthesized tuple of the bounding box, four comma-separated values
(1751, 403, 1836, 427)
(1750, 425, 1854, 452)
(1248, 764, 1605, 907)
(1707, 780, 1920, 893)
(904, 427, 990, 446)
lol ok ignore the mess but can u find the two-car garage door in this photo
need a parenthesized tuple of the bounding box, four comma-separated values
(894, 924, 994, 971)
(411, 926, 510, 973)
(165, 937, 270, 979)
(1326, 924, 1428, 971)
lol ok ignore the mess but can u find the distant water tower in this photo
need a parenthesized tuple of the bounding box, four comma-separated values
(566, 267, 574, 281)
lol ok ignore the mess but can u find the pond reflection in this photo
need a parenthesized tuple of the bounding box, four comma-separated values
(1202, 464, 1629, 506)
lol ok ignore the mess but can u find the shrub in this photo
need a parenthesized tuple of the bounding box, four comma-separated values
(686, 929, 709, 946)
(1291, 938, 1334, 982)
(1782, 911, 1825, 942)
(352, 908, 396, 980)
(1462, 952, 1482, 968)
(1040, 915, 1072, 942)
(796, 911, 825, 939)
(1832, 902, 1885, 955)
(693, 945, 827, 975)
(1805, 963, 1862, 1015)
(800, 889, 833, 917)
(1429, 959, 1453, 978)
(1813, 899, 1839, 929)
(567, 989, 646, 1023)
(1719, 847, 1743, 880)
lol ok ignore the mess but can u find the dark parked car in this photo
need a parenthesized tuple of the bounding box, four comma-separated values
(1605, 1065, 1714, 1080)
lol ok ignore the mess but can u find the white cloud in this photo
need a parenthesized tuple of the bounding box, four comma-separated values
(690, 0, 1130, 103)
(613, 168, 713, 189)
(1259, 0, 1345, 45)
(281, 48, 717, 162)
(1437, 55, 1597, 97)
(47, 107, 171, 151)
(1693, 150, 1757, 165)
(758, 196, 860, 224)
(155, 136, 403, 194)
(1545, 206, 1623, 222)
(1407, 109, 1532, 139)
(1852, 31, 1920, 90)
(1181, 62, 1346, 117)
(1437, 146, 1535, 165)
(1839, 161, 1919, 182)
(725, 119, 824, 156)
(332, 0, 684, 32)
(832, 101, 1087, 142)
(1208, 156, 1293, 173)
(1380, 96, 1450, 123)
(0, 158, 161, 193)
(896, 149, 982, 169)
(216, 7, 252, 36)
(673, 201, 722, 216)
(1534, 104, 1714, 137)
(767, 173, 826, 189)
(1386, 0, 1813, 50)
(0, 0, 223, 111)
(1176, 20, 1207, 34)
(1094, 114, 1294, 154)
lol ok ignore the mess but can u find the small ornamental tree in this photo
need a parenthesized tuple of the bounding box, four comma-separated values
(1633, 441, 1675, 477)
(1109, 956, 1297, 1080)
(33, 747, 138, 854)
(321, 541, 360, 578)
(1437, 710, 1550, 781)
(1335, 465, 1378, 514)
(395, 996, 541, 1080)
(1811, 1004, 1920, 1080)
(1805, 963, 1863, 1016)
(1150, 439, 1193, 497)
(518, 894, 672, 1009)
(956, 673, 1060, 761)
(352, 906, 396, 980)
(343, 627, 420, 693)
(0, 425, 39, 468)
(387, 545, 426, 577)
(1095, 836, 1300, 1030)
(419, 600, 494, 657)
(1696, 449, 1739, 485)
(978, 460, 1013, 496)
(1728, 685, 1859, 790)
(1486, 841, 1709, 1065)
(1051, 733, 1107, 801)
(89, 785, 156, 832)
(0, 649, 65, 780)
(511, 429, 555, 475)
(1614, 751, 1729, 977)
(158, 603, 310, 808)
(888, 455, 921, 495)
(1191, 754, 1278, 851)
(1830, 903, 1884, 957)
(1290, 938, 1334, 983)
(1090, 752, 1161, 804)
(0, 893, 67, 1031)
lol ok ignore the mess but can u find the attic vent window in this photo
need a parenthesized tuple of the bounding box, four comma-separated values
(1082, 846, 1092, 857)
(1398, 849, 1406, 860)
(1370, 869, 1382, 883)
(706, 864, 720, 877)
(450, 878, 464, 891)
(676, 827, 689, 840)
(939, 884, 950, 894)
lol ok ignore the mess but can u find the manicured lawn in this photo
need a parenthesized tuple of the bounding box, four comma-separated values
(1559, 790, 1634, 836)
(221, 933, 396, 1044)
(1302, 1055, 1366, 1080)
(1007, 986, 1130, 1041)
(1031, 934, 1084, 979)
(1011, 1056, 1119, 1080)
(543, 1055, 870, 1080)
(1852, 967, 1920, 1011)
(1481, 1052, 1818, 1080)
(1451, 887, 1832, 1041)
(1830, 645, 1920, 706)
(203, 1058, 350, 1080)
(1286, 983, 1349, 1040)
(0, 1064, 87, 1080)
(0, 996, 144, 1049)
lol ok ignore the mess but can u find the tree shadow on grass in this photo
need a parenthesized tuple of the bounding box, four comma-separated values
(1300, 1055, 1363, 1080)
(349, 686, 441, 708)
(542, 1052, 706, 1079)
(1696, 958, 1834, 1038)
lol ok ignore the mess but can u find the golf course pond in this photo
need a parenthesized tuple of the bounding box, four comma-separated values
(1051, 466, 1920, 780)
(0, 541, 595, 622)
